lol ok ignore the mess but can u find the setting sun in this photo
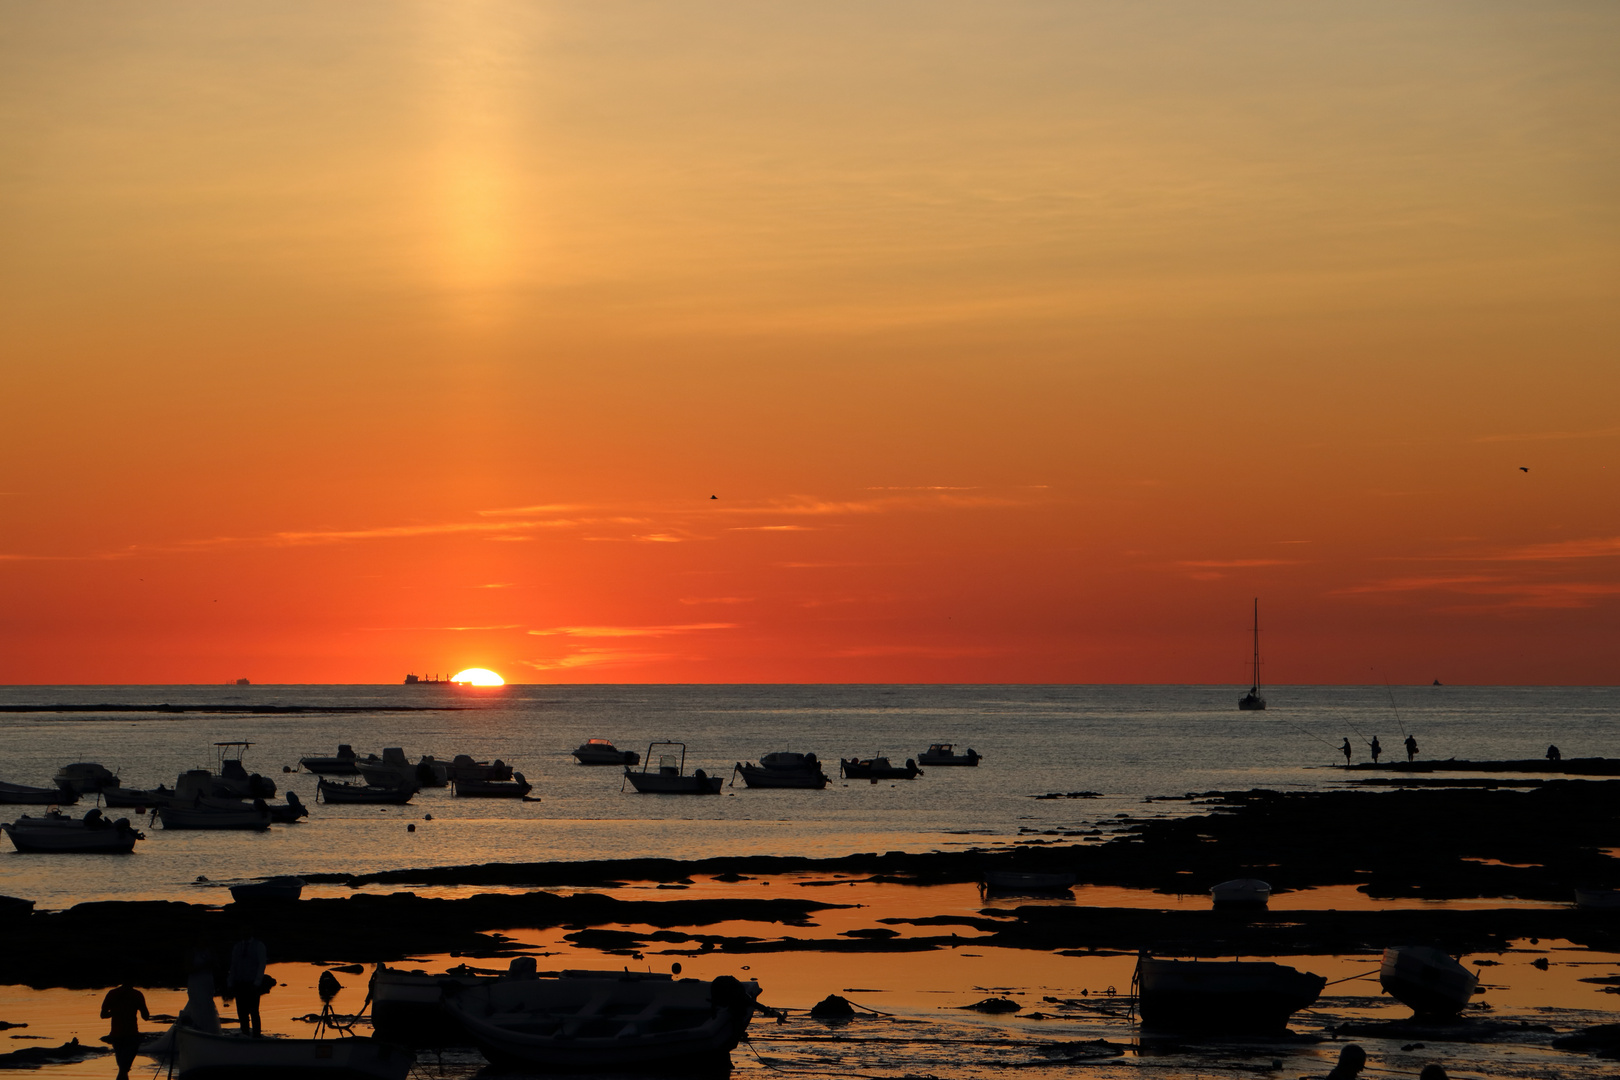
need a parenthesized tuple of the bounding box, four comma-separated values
(450, 668, 505, 687)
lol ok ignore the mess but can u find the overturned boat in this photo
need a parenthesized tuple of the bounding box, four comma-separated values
(624, 743, 722, 794)
(1133, 954, 1325, 1033)
(1, 809, 144, 853)
(442, 969, 760, 1072)
(732, 751, 829, 789)
(173, 1025, 413, 1080)
(1379, 945, 1477, 1017)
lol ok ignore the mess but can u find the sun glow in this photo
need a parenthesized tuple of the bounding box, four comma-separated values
(450, 667, 505, 686)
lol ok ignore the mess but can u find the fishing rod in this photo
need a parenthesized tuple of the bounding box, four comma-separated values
(1378, 669, 1410, 739)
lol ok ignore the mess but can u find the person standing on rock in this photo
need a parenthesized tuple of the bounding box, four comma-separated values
(1404, 734, 1418, 762)
(226, 933, 268, 1037)
(1370, 736, 1382, 764)
(100, 978, 149, 1080)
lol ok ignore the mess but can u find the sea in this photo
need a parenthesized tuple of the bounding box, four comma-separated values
(1, 683, 1614, 909)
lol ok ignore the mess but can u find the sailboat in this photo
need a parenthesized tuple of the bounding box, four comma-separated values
(1238, 599, 1266, 711)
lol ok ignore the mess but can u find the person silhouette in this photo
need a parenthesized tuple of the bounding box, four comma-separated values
(100, 979, 149, 1080)
(1324, 1044, 1366, 1079)
(226, 933, 268, 1037)
(1547, 745, 1562, 762)
(1340, 738, 1353, 766)
(1370, 736, 1382, 764)
(1404, 735, 1418, 762)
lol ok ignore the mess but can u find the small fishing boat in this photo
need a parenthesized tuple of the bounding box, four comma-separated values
(982, 870, 1076, 892)
(442, 970, 760, 1072)
(102, 785, 175, 809)
(210, 743, 277, 799)
(1133, 954, 1324, 1032)
(1379, 945, 1477, 1017)
(1574, 888, 1620, 911)
(157, 799, 273, 831)
(917, 744, 981, 766)
(444, 755, 513, 783)
(0, 780, 75, 805)
(316, 778, 416, 805)
(357, 748, 447, 789)
(732, 751, 829, 789)
(230, 876, 307, 903)
(1238, 599, 1266, 710)
(571, 738, 640, 766)
(53, 762, 121, 795)
(623, 743, 722, 794)
(451, 773, 532, 798)
(298, 745, 360, 776)
(1210, 878, 1272, 908)
(1, 809, 144, 853)
(370, 964, 502, 1047)
(839, 756, 922, 780)
(173, 1025, 414, 1080)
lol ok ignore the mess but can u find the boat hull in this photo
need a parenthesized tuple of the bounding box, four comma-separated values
(839, 758, 921, 780)
(624, 770, 722, 794)
(157, 805, 272, 830)
(174, 1027, 414, 1080)
(1379, 946, 1476, 1017)
(734, 764, 828, 789)
(451, 778, 532, 798)
(317, 780, 415, 805)
(101, 787, 171, 808)
(1, 821, 139, 853)
(1210, 878, 1272, 908)
(917, 746, 980, 766)
(573, 745, 639, 765)
(0, 782, 72, 805)
(1135, 958, 1324, 1033)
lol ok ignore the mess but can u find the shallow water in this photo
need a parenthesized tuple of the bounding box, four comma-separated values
(1, 684, 1614, 907)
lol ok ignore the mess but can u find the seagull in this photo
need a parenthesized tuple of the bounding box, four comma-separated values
(710, 495, 717, 499)
(1520, 467, 1529, 472)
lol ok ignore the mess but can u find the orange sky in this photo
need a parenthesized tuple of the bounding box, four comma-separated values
(2, 3, 1617, 684)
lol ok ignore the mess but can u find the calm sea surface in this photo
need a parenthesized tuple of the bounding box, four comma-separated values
(0, 684, 1614, 909)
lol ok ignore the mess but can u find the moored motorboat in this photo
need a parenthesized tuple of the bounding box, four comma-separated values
(732, 751, 829, 789)
(1379, 945, 1477, 1017)
(316, 778, 416, 805)
(442, 970, 759, 1072)
(444, 755, 514, 783)
(572, 738, 640, 766)
(0, 780, 75, 805)
(298, 745, 360, 776)
(624, 743, 722, 794)
(917, 743, 981, 766)
(212, 743, 277, 799)
(451, 773, 532, 798)
(1133, 954, 1325, 1032)
(102, 785, 175, 809)
(1, 809, 144, 853)
(53, 762, 121, 796)
(230, 876, 307, 903)
(265, 791, 309, 822)
(157, 799, 273, 831)
(357, 748, 447, 789)
(1210, 878, 1272, 908)
(839, 756, 922, 780)
(173, 1024, 414, 1080)
(982, 870, 1076, 892)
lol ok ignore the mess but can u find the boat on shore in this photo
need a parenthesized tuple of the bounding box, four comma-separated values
(1, 809, 144, 853)
(173, 1024, 414, 1080)
(451, 773, 532, 798)
(1379, 945, 1477, 1017)
(732, 752, 829, 789)
(0, 780, 75, 805)
(917, 744, 981, 766)
(839, 756, 922, 780)
(298, 745, 360, 775)
(1210, 878, 1272, 908)
(317, 778, 416, 805)
(230, 876, 307, 903)
(623, 743, 722, 794)
(1133, 954, 1324, 1032)
(571, 739, 640, 766)
(442, 970, 760, 1072)
(1238, 599, 1266, 710)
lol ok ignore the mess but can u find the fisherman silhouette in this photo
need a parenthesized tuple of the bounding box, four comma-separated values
(1547, 745, 1562, 762)
(226, 933, 268, 1037)
(1340, 738, 1353, 766)
(1404, 735, 1419, 762)
(1324, 1043, 1366, 1079)
(100, 978, 149, 1080)
(1370, 736, 1382, 764)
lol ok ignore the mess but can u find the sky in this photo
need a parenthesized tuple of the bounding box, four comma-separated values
(2, 2, 1617, 685)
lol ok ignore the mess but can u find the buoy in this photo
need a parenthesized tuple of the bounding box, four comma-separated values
(407, 823, 416, 832)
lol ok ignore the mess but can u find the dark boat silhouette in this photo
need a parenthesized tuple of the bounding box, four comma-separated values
(1238, 599, 1266, 710)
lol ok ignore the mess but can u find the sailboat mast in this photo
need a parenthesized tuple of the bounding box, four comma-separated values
(1252, 598, 1261, 692)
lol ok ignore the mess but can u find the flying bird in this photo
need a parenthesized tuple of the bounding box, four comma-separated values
(1519, 467, 1529, 472)
(710, 495, 717, 499)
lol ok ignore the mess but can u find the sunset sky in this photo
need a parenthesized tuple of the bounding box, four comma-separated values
(3, 2, 1616, 684)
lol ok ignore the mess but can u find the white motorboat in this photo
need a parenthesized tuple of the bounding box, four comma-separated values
(1, 809, 144, 853)
(0, 780, 75, 805)
(53, 762, 121, 795)
(157, 799, 273, 830)
(917, 743, 981, 766)
(357, 748, 447, 789)
(571, 738, 640, 766)
(1210, 878, 1272, 908)
(1133, 954, 1325, 1032)
(1379, 945, 1477, 1017)
(443, 970, 759, 1072)
(444, 755, 514, 782)
(173, 1025, 413, 1080)
(298, 745, 360, 776)
(230, 876, 306, 903)
(623, 743, 722, 794)
(732, 751, 829, 789)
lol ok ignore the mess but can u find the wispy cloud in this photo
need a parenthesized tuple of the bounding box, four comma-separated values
(1337, 574, 1620, 609)
(830, 644, 1009, 659)
(525, 648, 679, 671)
(727, 525, 814, 532)
(1475, 426, 1620, 444)
(1176, 559, 1300, 569)
(1484, 536, 1620, 562)
(528, 623, 738, 638)
(679, 597, 755, 605)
